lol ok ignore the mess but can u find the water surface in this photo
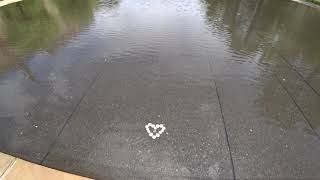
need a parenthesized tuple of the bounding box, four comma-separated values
(0, 0, 320, 179)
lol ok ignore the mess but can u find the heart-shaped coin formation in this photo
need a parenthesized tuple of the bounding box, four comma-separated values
(145, 123, 166, 139)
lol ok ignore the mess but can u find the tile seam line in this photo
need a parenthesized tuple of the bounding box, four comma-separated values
(277, 53, 320, 97)
(208, 58, 236, 180)
(39, 62, 107, 165)
(0, 157, 17, 178)
(25, 57, 107, 134)
(274, 74, 320, 140)
(245, 47, 320, 140)
(256, 32, 320, 97)
(255, 32, 320, 139)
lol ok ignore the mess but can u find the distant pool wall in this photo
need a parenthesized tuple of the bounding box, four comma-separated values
(0, 0, 22, 7)
(291, 0, 320, 10)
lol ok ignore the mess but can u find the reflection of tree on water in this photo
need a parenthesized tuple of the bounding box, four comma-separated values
(0, 0, 97, 76)
(203, 0, 320, 129)
(204, 0, 267, 53)
(204, 0, 320, 67)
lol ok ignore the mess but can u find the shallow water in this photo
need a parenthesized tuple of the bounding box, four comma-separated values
(0, 0, 320, 179)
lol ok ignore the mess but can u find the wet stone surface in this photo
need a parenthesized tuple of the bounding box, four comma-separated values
(0, 0, 320, 179)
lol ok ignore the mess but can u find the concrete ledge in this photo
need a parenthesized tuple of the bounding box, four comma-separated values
(0, 0, 22, 7)
(291, 0, 320, 10)
(0, 152, 92, 180)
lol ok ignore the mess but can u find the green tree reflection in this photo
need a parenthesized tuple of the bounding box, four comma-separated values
(0, 0, 96, 74)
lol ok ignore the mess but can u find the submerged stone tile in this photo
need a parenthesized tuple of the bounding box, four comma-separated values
(43, 57, 234, 179)
(213, 61, 320, 179)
